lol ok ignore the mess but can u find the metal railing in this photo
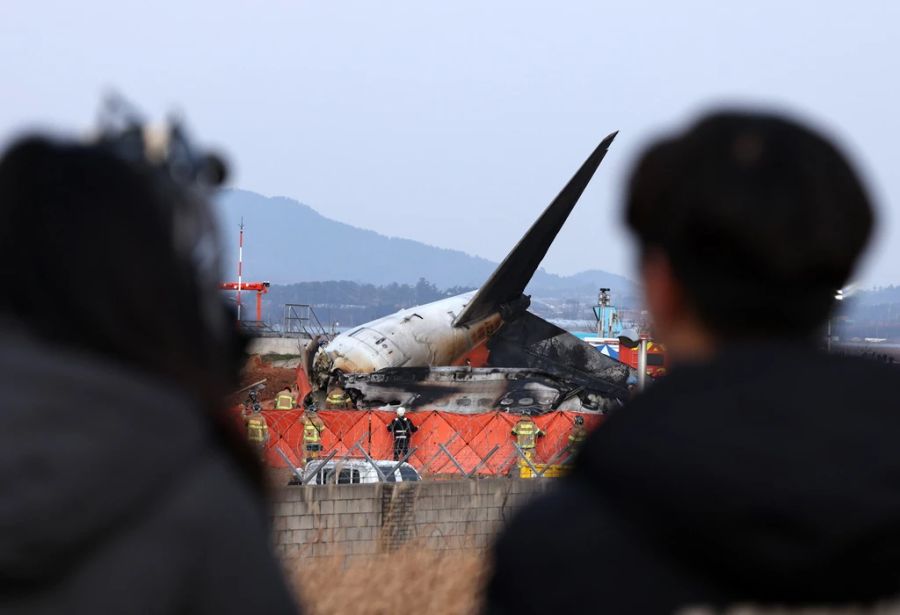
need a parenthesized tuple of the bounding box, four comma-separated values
(238, 320, 281, 337)
(282, 304, 329, 339)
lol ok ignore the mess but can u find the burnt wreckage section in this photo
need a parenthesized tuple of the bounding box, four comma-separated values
(308, 132, 634, 413)
(344, 312, 631, 414)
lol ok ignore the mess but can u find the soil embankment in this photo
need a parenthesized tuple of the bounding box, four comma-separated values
(240, 355, 297, 401)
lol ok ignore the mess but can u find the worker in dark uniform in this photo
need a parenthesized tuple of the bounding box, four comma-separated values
(242, 388, 262, 416)
(302, 406, 325, 466)
(387, 407, 417, 461)
(567, 415, 588, 455)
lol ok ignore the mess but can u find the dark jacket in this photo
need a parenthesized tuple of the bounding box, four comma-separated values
(487, 343, 900, 614)
(0, 332, 298, 614)
(388, 416, 417, 439)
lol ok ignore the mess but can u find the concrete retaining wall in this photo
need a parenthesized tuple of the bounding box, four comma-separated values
(248, 336, 310, 356)
(272, 479, 552, 559)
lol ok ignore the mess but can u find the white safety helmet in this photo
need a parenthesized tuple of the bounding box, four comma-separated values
(396, 407, 406, 417)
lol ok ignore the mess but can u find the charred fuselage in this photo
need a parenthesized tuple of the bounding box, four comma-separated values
(302, 132, 633, 413)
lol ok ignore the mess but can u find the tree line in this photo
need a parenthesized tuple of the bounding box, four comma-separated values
(260, 278, 475, 327)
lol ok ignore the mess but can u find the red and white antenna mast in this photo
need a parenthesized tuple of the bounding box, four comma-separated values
(237, 218, 244, 321)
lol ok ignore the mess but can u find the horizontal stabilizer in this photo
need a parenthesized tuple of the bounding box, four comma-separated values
(453, 132, 618, 327)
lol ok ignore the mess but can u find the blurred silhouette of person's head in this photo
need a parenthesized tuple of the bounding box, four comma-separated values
(624, 111, 873, 361)
(0, 123, 276, 484)
(487, 112, 900, 615)
(0, 132, 245, 413)
(0, 115, 298, 612)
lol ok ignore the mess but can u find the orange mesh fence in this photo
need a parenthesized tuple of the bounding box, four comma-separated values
(232, 408, 604, 477)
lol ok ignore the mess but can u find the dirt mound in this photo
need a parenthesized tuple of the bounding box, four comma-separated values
(240, 355, 296, 401)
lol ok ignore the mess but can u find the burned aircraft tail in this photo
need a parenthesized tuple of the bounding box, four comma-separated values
(452, 131, 618, 328)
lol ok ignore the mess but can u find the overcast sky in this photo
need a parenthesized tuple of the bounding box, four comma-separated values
(2, 1, 898, 286)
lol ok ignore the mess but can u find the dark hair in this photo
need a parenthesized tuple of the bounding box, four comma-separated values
(0, 136, 260, 483)
(625, 111, 873, 337)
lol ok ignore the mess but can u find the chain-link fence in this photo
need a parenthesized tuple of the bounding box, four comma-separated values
(238, 409, 603, 481)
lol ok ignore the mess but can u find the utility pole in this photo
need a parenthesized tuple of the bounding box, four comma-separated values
(828, 288, 845, 352)
(618, 327, 648, 392)
(637, 338, 648, 391)
(237, 218, 244, 321)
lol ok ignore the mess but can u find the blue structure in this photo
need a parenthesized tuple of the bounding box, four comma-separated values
(571, 331, 620, 360)
(593, 288, 621, 339)
(568, 289, 626, 360)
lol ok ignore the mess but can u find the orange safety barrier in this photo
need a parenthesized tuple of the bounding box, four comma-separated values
(233, 408, 604, 476)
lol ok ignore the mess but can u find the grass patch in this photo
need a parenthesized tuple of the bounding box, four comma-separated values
(262, 353, 303, 363)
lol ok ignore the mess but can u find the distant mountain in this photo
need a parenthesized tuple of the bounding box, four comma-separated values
(215, 189, 633, 297)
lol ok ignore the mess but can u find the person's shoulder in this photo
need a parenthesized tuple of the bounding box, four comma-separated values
(488, 478, 696, 614)
(160, 451, 299, 613)
(491, 480, 605, 584)
(610, 344, 900, 416)
(498, 479, 603, 537)
(746, 346, 900, 410)
(160, 449, 268, 538)
(493, 477, 652, 581)
(822, 351, 900, 383)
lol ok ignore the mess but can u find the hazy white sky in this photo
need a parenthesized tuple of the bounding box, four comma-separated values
(2, 1, 898, 285)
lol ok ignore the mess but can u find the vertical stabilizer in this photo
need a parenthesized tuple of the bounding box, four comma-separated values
(453, 132, 618, 328)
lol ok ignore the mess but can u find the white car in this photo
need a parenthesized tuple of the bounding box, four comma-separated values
(289, 458, 421, 485)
